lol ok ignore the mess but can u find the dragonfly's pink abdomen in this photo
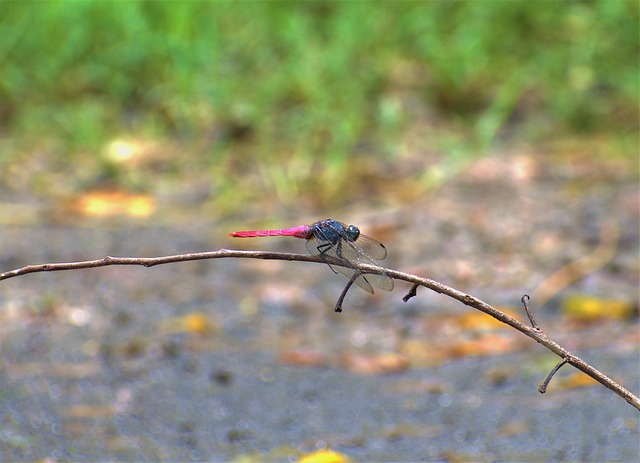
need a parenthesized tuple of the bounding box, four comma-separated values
(229, 225, 312, 239)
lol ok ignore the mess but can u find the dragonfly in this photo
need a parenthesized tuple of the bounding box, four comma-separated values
(229, 219, 394, 295)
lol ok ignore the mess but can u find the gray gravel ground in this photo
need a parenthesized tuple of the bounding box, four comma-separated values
(1, 155, 638, 462)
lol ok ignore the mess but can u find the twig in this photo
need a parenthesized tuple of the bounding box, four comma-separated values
(334, 273, 359, 313)
(521, 294, 540, 330)
(1, 249, 638, 411)
(539, 358, 569, 394)
(402, 283, 419, 302)
(520, 295, 570, 393)
(0, 250, 321, 281)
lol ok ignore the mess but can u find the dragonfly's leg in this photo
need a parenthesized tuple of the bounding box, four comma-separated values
(335, 241, 343, 259)
(315, 242, 339, 274)
(315, 242, 333, 256)
(316, 240, 348, 263)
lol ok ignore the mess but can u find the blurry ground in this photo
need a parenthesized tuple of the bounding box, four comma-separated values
(1, 3, 638, 461)
(1, 147, 638, 462)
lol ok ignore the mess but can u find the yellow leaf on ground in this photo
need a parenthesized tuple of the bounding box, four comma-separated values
(561, 294, 636, 321)
(69, 190, 156, 218)
(457, 308, 516, 331)
(158, 312, 218, 336)
(298, 449, 352, 463)
(555, 371, 599, 390)
(340, 352, 410, 375)
(448, 333, 518, 358)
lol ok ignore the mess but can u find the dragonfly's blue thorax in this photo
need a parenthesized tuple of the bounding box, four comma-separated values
(304, 218, 393, 297)
(312, 219, 360, 244)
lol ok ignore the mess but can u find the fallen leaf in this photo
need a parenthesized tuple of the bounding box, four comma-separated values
(561, 294, 636, 321)
(278, 350, 328, 368)
(67, 190, 156, 218)
(456, 309, 517, 331)
(298, 449, 352, 463)
(555, 371, 599, 390)
(447, 333, 519, 358)
(158, 312, 218, 336)
(340, 352, 410, 375)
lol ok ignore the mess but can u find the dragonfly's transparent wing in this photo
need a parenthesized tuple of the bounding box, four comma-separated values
(306, 233, 394, 293)
(358, 266, 394, 292)
(306, 236, 375, 293)
(338, 237, 394, 292)
(352, 234, 388, 260)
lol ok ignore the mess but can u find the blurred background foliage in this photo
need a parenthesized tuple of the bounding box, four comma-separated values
(1, 0, 638, 219)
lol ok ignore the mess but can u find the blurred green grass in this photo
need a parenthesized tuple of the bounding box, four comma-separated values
(1, 1, 637, 214)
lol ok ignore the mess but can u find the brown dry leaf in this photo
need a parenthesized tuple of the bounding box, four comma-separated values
(447, 333, 518, 358)
(561, 294, 636, 321)
(67, 190, 156, 218)
(277, 350, 329, 368)
(456, 308, 517, 331)
(340, 352, 410, 375)
(298, 449, 352, 463)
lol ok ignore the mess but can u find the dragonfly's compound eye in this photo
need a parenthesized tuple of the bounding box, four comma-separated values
(346, 225, 360, 241)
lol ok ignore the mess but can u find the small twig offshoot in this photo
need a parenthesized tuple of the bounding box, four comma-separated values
(1, 249, 638, 411)
(539, 358, 570, 394)
(521, 294, 540, 330)
(335, 272, 360, 313)
(402, 283, 420, 302)
(520, 295, 585, 395)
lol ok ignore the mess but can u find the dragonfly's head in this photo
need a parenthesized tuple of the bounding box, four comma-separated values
(346, 224, 360, 242)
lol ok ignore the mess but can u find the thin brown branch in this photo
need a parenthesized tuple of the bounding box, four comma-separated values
(0, 249, 320, 281)
(334, 272, 359, 313)
(521, 294, 540, 330)
(539, 358, 569, 394)
(519, 294, 564, 393)
(1, 249, 638, 411)
(402, 283, 419, 302)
